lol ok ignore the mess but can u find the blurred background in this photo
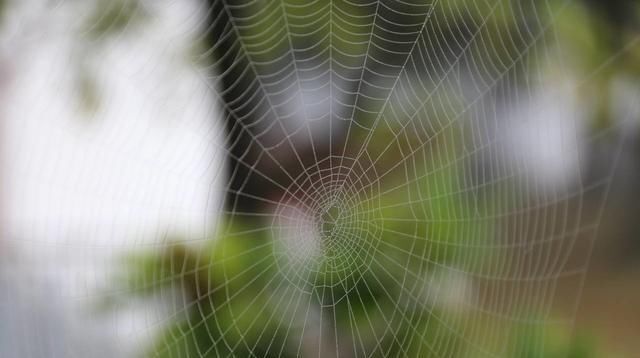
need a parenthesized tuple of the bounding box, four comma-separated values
(0, 0, 639, 357)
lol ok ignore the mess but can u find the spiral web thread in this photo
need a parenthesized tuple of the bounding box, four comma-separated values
(20, 0, 635, 357)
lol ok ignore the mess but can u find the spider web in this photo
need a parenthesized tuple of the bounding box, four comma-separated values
(2, 0, 636, 357)
(148, 0, 628, 356)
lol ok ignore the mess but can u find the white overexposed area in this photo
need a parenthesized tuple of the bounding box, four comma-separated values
(0, 1, 224, 356)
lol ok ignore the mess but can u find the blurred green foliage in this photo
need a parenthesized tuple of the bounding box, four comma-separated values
(85, 0, 146, 39)
(122, 138, 594, 356)
(510, 320, 597, 358)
